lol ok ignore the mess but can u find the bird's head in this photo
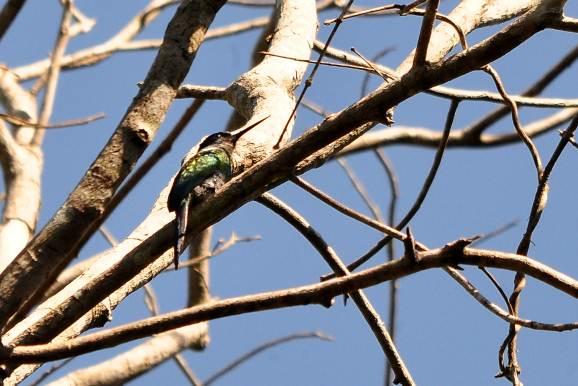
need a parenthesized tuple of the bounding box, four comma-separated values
(198, 132, 233, 150)
(198, 115, 271, 151)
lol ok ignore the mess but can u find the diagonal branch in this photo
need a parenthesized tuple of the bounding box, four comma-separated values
(412, 0, 440, 67)
(0, 0, 26, 41)
(257, 193, 416, 385)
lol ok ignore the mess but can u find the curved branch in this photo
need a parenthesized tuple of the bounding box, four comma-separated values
(340, 108, 578, 155)
(204, 332, 331, 386)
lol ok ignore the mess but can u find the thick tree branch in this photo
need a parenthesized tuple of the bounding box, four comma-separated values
(0, 70, 41, 271)
(0, 0, 227, 334)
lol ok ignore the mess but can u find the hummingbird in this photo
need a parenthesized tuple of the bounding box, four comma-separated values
(167, 115, 269, 269)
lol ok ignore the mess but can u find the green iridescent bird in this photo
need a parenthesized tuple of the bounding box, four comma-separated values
(168, 115, 269, 269)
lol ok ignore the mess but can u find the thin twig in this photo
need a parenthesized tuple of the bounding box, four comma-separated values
(316, 42, 578, 108)
(164, 233, 261, 272)
(483, 65, 543, 179)
(325, 1, 467, 52)
(98, 225, 118, 246)
(374, 148, 400, 386)
(337, 158, 384, 221)
(261, 50, 383, 72)
(273, 0, 355, 148)
(0, 112, 105, 129)
(470, 220, 519, 247)
(569, 136, 578, 149)
(34, 0, 74, 146)
(301, 98, 331, 116)
(479, 267, 514, 314)
(143, 283, 161, 316)
(174, 354, 204, 386)
(27, 357, 75, 386)
(324, 4, 399, 24)
(204, 332, 332, 386)
(360, 47, 395, 97)
(291, 177, 412, 246)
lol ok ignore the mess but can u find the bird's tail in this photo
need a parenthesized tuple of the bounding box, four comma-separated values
(174, 201, 189, 270)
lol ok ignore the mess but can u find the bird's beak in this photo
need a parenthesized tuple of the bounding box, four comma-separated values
(231, 115, 270, 143)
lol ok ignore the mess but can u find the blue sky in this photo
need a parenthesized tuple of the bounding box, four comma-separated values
(1, 1, 577, 385)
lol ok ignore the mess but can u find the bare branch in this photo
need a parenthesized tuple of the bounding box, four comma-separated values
(2, 244, 577, 364)
(292, 177, 409, 244)
(0, 69, 40, 270)
(44, 232, 211, 386)
(44, 325, 209, 386)
(463, 43, 578, 139)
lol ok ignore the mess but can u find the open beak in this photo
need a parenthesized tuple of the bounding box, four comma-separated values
(231, 115, 271, 143)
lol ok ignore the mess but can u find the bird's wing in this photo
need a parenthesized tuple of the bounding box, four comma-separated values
(167, 151, 231, 212)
